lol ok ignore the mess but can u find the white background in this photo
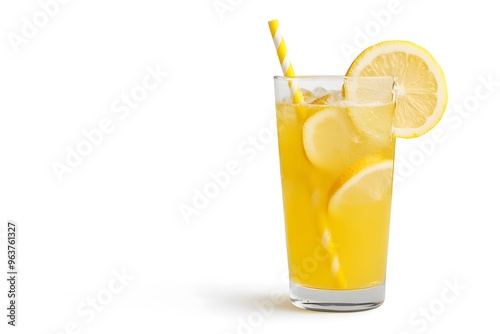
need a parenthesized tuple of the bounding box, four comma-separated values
(1, 0, 499, 333)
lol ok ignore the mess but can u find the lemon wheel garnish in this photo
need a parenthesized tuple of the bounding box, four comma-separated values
(346, 40, 448, 138)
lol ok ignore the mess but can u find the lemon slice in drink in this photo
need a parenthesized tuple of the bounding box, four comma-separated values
(328, 159, 394, 213)
(302, 107, 360, 175)
(346, 40, 448, 138)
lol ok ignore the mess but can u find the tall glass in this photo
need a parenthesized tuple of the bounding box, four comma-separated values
(274, 76, 396, 312)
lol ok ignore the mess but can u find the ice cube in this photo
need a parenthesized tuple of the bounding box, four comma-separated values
(308, 87, 329, 104)
(326, 90, 343, 104)
(300, 88, 315, 103)
(310, 90, 342, 104)
(312, 87, 328, 97)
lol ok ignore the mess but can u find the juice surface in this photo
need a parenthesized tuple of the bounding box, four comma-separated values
(276, 93, 395, 290)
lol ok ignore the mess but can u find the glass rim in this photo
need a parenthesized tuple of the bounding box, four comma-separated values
(274, 75, 395, 81)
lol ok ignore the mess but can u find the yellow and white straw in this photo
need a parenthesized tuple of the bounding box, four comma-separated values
(268, 19, 303, 104)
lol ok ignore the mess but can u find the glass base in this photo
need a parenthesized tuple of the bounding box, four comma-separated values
(290, 281, 385, 312)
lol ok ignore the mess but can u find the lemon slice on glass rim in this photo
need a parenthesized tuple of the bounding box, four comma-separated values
(346, 40, 448, 138)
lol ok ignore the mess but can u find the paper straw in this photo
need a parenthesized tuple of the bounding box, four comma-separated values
(268, 20, 347, 288)
(268, 19, 303, 104)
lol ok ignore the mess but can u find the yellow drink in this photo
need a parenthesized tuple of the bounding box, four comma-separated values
(269, 21, 446, 312)
(275, 77, 396, 300)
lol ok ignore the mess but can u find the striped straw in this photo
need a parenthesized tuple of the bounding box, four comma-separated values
(268, 19, 303, 104)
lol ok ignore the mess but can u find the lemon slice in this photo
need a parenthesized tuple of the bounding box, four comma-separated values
(302, 107, 360, 175)
(328, 159, 394, 213)
(346, 40, 448, 138)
